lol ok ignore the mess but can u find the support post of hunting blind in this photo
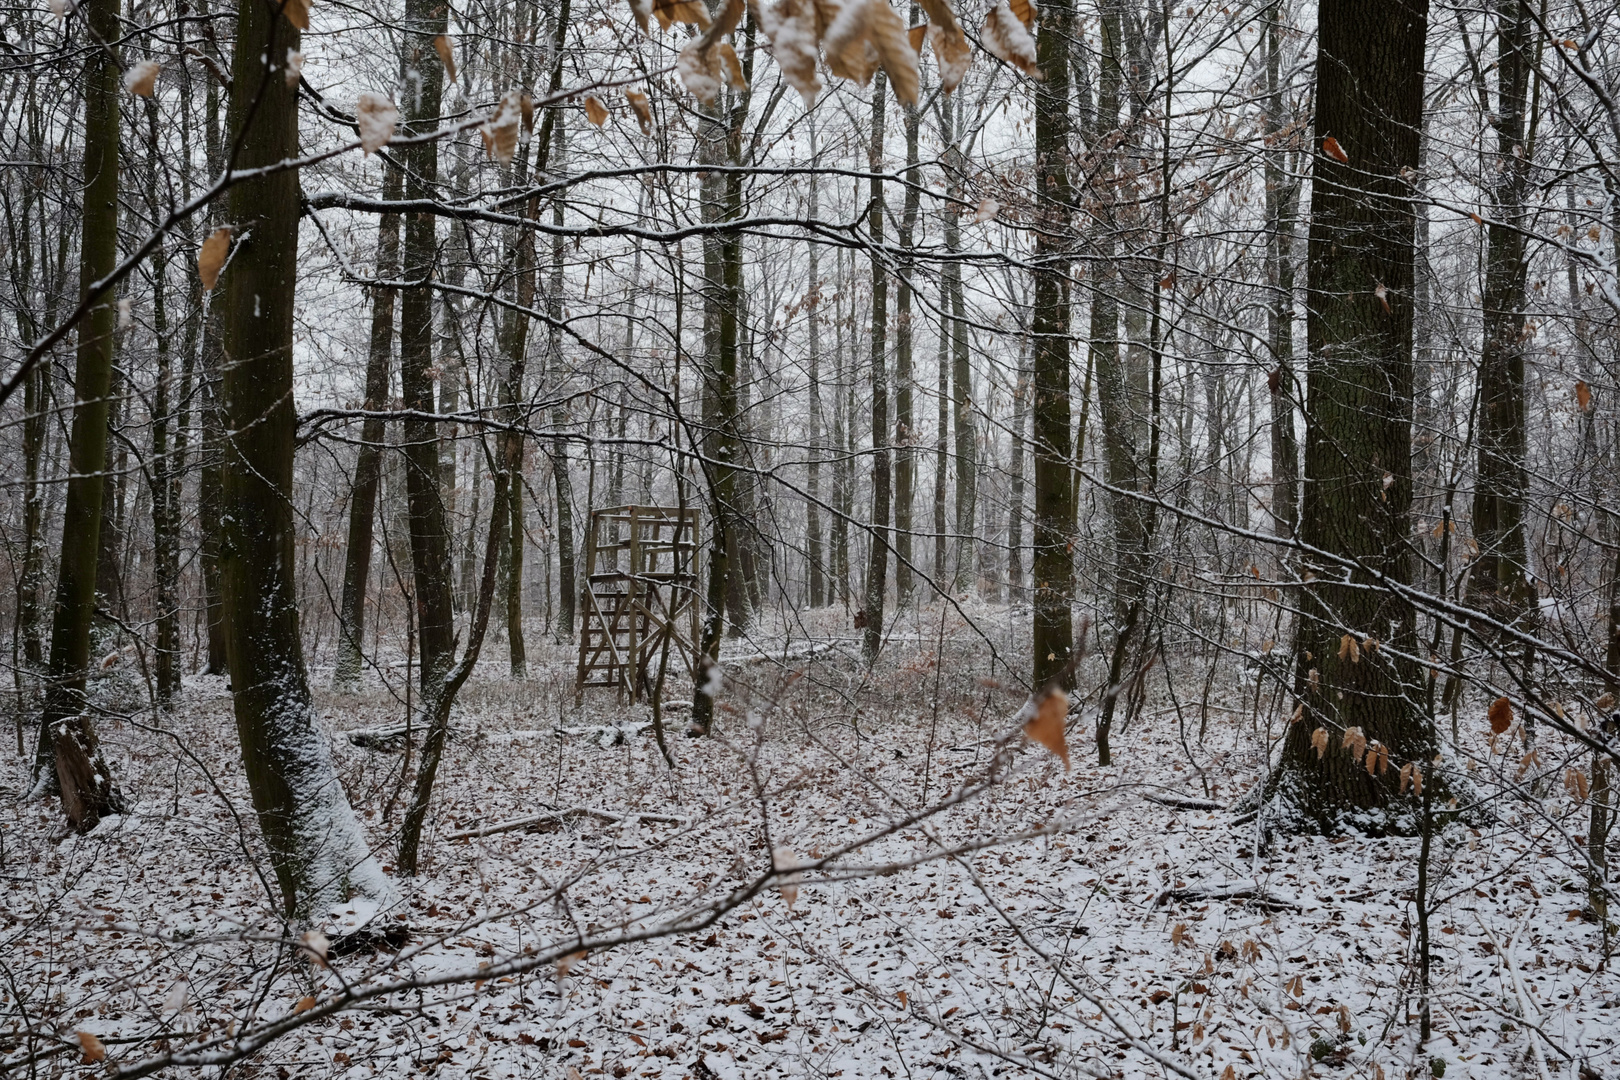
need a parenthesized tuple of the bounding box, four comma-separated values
(574, 505, 701, 705)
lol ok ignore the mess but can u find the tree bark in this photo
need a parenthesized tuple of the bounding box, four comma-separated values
(33, 0, 127, 829)
(894, 74, 920, 605)
(1031, 0, 1076, 689)
(863, 74, 891, 666)
(942, 94, 975, 593)
(1269, 0, 1439, 834)
(217, 0, 394, 915)
(1265, 1, 1300, 538)
(333, 165, 402, 690)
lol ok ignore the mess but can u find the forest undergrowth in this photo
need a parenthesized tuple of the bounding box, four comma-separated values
(4, 608, 1615, 1080)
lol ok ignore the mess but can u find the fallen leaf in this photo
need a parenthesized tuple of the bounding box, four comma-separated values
(294, 995, 316, 1013)
(299, 929, 330, 967)
(774, 846, 801, 906)
(198, 227, 230, 291)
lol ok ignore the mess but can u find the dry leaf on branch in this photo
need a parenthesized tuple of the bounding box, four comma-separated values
(1341, 725, 1367, 762)
(908, 22, 927, 52)
(1170, 921, 1188, 946)
(198, 227, 230, 291)
(355, 92, 398, 154)
(677, 41, 725, 103)
(823, 0, 920, 104)
(293, 995, 317, 1013)
(1022, 687, 1069, 768)
(1576, 380, 1592, 411)
(629, 0, 654, 32)
(625, 89, 654, 134)
(1399, 762, 1423, 795)
(584, 95, 609, 126)
(651, 0, 712, 29)
(971, 198, 999, 223)
(1310, 726, 1328, 758)
(1321, 135, 1348, 163)
(1365, 740, 1389, 776)
(1007, 0, 1036, 27)
(916, 0, 971, 91)
(717, 42, 748, 89)
(980, 0, 1039, 77)
(1565, 768, 1590, 800)
(433, 34, 457, 83)
(773, 846, 801, 906)
(752, 0, 823, 105)
(299, 929, 330, 967)
(78, 1031, 106, 1064)
(285, 49, 304, 87)
(124, 60, 161, 96)
(282, 0, 310, 30)
(480, 91, 522, 164)
(1337, 634, 1360, 663)
(1488, 695, 1513, 735)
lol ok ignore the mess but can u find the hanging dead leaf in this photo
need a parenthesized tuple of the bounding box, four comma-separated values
(78, 1031, 106, 1064)
(1399, 762, 1424, 796)
(1321, 135, 1348, 163)
(1365, 741, 1389, 776)
(908, 22, 927, 52)
(917, 0, 972, 91)
(294, 995, 317, 1013)
(1488, 695, 1513, 735)
(717, 42, 748, 90)
(1307, 667, 1319, 691)
(1565, 769, 1590, 800)
(519, 92, 535, 133)
(1310, 727, 1328, 758)
(299, 929, 330, 967)
(355, 92, 398, 154)
(557, 950, 585, 979)
(198, 227, 230, 291)
(678, 40, 725, 103)
(282, 0, 310, 30)
(629, 0, 653, 32)
(652, 0, 711, 29)
(773, 846, 802, 906)
(1374, 281, 1391, 313)
(124, 59, 161, 96)
(433, 34, 457, 83)
(971, 198, 1000, 224)
(285, 48, 304, 87)
(753, 0, 823, 105)
(897, 989, 908, 1007)
(981, 0, 1040, 77)
(480, 91, 522, 164)
(1023, 687, 1069, 768)
(625, 89, 653, 134)
(1007, 0, 1036, 28)
(823, 0, 919, 104)
(1341, 725, 1367, 762)
(1289, 702, 1303, 724)
(1576, 380, 1592, 411)
(584, 95, 609, 126)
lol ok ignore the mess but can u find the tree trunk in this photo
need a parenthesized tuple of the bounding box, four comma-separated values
(806, 116, 826, 608)
(1031, 0, 1076, 688)
(894, 76, 920, 605)
(863, 74, 891, 666)
(333, 165, 402, 690)
(1265, 1, 1300, 538)
(147, 97, 181, 705)
(1269, 0, 1438, 834)
(199, 65, 229, 676)
(1469, 0, 1535, 630)
(217, 0, 394, 916)
(32, 0, 126, 829)
(942, 94, 975, 593)
(548, 112, 577, 645)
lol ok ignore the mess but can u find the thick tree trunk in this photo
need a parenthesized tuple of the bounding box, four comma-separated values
(863, 75, 891, 666)
(33, 0, 126, 829)
(147, 98, 181, 705)
(333, 166, 402, 690)
(217, 0, 393, 916)
(1269, 0, 1439, 834)
(1469, 0, 1535, 629)
(1031, 0, 1076, 689)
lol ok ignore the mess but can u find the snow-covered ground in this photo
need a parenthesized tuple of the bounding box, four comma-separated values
(4, 618, 1617, 1079)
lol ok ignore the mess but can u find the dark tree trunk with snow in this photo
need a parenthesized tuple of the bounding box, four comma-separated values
(863, 75, 890, 666)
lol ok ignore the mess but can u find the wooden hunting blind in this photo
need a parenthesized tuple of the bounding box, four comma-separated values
(574, 505, 701, 703)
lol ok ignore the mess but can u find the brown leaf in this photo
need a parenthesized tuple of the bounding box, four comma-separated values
(433, 34, 456, 83)
(980, 0, 1040, 77)
(651, 0, 710, 26)
(520, 92, 535, 133)
(916, 0, 972, 91)
(823, 0, 919, 104)
(283, 0, 310, 30)
(1285, 974, 1304, 998)
(1374, 281, 1391, 313)
(584, 95, 609, 126)
(78, 1031, 106, 1064)
(198, 227, 230, 292)
(1566, 769, 1590, 801)
(294, 995, 317, 1013)
(1310, 726, 1328, 759)
(908, 22, 927, 52)
(753, 0, 823, 105)
(629, 0, 653, 32)
(1007, 0, 1036, 28)
(1170, 921, 1187, 946)
(355, 92, 398, 154)
(773, 846, 801, 906)
(123, 60, 161, 96)
(1488, 695, 1513, 735)
(717, 42, 748, 90)
(625, 89, 653, 134)
(971, 198, 1000, 223)
(1023, 687, 1069, 768)
(480, 91, 522, 164)
(285, 49, 304, 88)
(1321, 135, 1348, 163)
(1576, 380, 1592, 411)
(1341, 725, 1367, 762)
(299, 929, 330, 967)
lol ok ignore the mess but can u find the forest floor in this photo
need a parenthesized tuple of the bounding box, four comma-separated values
(4, 605, 1618, 1080)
